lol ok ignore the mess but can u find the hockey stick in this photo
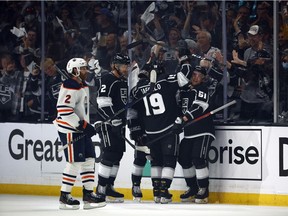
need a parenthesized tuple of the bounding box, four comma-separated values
(123, 136, 150, 154)
(94, 69, 157, 125)
(58, 70, 157, 152)
(58, 130, 151, 153)
(145, 100, 237, 146)
(57, 133, 86, 152)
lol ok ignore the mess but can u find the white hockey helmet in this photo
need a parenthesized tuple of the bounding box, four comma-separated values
(66, 58, 87, 77)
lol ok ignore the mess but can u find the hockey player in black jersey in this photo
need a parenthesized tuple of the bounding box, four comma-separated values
(54, 58, 106, 210)
(94, 53, 130, 203)
(128, 111, 149, 202)
(130, 51, 193, 203)
(127, 68, 151, 202)
(172, 66, 215, 204)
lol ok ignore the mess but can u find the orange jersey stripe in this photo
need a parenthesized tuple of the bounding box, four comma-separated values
(56, 119, 73, 127)
(67, 133, 73, 162)
(82, 175, 95, 179)
(57, 109, 74, 113)
(62, 177, 76, 183)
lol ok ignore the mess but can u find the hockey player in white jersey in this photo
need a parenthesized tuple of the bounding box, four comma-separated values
(54, 58, 106, 210)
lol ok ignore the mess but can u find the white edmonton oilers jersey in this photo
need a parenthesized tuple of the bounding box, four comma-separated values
(53, 78, 89, 133)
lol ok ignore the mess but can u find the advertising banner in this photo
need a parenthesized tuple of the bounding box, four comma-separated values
(0, 123, 287, 195)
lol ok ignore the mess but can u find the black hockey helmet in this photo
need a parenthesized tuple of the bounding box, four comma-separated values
(138, 70, 149, 79)
(112, 53, 130, 65)
(194, 65, 207, 75)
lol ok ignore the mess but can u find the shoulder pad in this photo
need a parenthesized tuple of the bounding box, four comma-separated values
(63, 79, 81, 90)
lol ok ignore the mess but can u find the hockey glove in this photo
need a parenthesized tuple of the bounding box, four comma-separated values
(94, 121, 111, 134)
(172, 117, 184, 134)
(127, 119, 144, 141)
(111, 119, 124, 138)
(111, 119, 122, 127)
(77, 120, 96, 138)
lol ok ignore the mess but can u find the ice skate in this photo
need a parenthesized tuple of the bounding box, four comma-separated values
(180, 187, 198, 203)
(105, 184, 124, 203)
(59, 191, 80, 210)
(152, 180, 161, 203)
(159, 180, 172, 204)
(83, 188, 106, 209)
(153, 188, 161, 203)
(132, 185, 143, 202)
(160, 188, 172, 204)
(195, 187, 209, 204)
(96, 185, 106, 200)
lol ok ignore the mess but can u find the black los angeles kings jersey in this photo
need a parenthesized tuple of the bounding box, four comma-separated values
(96, 72, 128, 121)
(132, 73, 181, 135)
(181, 82, 215, 139)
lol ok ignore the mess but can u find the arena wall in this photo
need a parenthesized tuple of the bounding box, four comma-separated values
(0, 123, 287, 206)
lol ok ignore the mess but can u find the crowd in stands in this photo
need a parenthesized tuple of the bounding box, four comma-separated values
(0, 1, 287, 124)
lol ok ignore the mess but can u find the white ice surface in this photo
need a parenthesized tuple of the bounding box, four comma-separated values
(0, 195, 288, 216)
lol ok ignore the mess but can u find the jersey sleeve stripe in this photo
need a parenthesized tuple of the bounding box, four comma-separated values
(55, 119, 78, 132)
(57, 109, 74, 113)
(97, 96, 113, 108)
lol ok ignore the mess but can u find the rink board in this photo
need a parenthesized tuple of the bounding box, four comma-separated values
(0, 123, 287, 206)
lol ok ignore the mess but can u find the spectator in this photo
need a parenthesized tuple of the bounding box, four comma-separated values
(18, 55, 39, 122)
(226, 7, 237, 55)
(232, 49, 273, 122)
(95, 33, 120, 70)
(243, 25, 271, 62)
(184, 38, 201, 69)
(280, 1, 288, 42)
(21, 4, 41, 37)
(181, 1, 206, 40)
(57, 5, 79, 31)
(159, 27, 182, 74)
(0, 53, 23, 122)
(95, 8, 118, 35)
(279, 49, 288, 122)
(232, 5, 252, 58)
(27, 58, 64, 122)
(0, 1, 283, 127)
(119, 32, 129, 55)
(14, 28, 41, 67)
(250, 1, 273, 44)
(279, 30, 288, 53)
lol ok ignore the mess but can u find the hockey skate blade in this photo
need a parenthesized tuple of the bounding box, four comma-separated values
(133, 197, 142, 202)
(154, 197, 161, 203)
(83, 201, 106, 209)
(105, 196, 124, 203)
(180, 196, 196, 203)
(59, 203, 80, 210)
(195, 198, 208, 204)
(160, 197, 172, 204)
